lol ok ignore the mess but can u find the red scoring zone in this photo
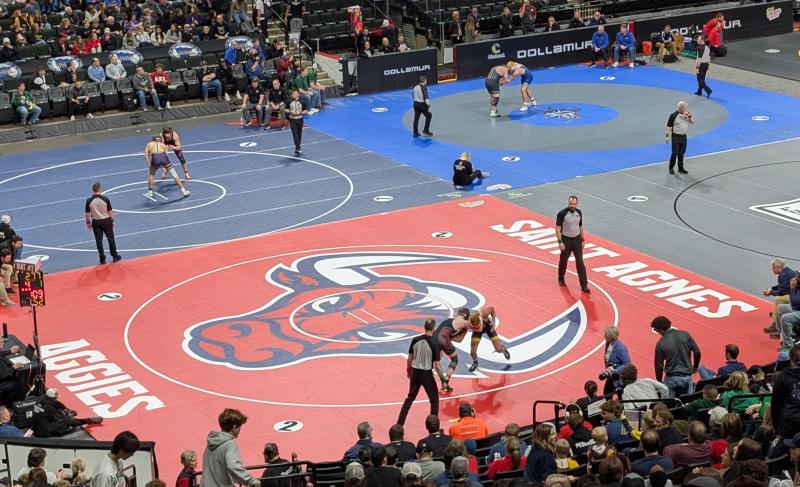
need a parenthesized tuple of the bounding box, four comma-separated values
(23, 196, 773, 481)
(126, 245, 617, 406)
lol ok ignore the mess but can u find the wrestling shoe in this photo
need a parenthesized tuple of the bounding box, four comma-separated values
(481, 171, 490, 178)
(489, 111, 502, 118)
(144, 190, 154, 199)
(440, 379, 452, 392)
(503, 348, 511, 360)
(629, 62, 634, 68)
(181, 188, 191, 197)
(530, 99, 537, 106)
(613, 62, 619, 68)
(520, 105, 528, 112)
(469, 361, 479, 372)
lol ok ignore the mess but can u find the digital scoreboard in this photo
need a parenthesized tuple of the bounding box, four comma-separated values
(17, 271, 45, 307)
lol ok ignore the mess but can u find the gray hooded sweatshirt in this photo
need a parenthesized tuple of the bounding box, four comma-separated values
(200, 431, 256, 487)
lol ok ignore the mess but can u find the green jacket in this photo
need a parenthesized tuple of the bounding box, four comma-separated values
(10, 91, 35, 110)
(722, 390, 759, 413)
(685, 398, 721, 421)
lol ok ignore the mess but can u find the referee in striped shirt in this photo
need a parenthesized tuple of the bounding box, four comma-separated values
(397, 318, 444, 425)
(412, 76, 433, 138)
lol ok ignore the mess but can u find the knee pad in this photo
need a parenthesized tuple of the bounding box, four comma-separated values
(449, 354, 459, 368)
(168, 167, 180, 179)
(471, 336, 481, 344)
(175, 150, 186, 165)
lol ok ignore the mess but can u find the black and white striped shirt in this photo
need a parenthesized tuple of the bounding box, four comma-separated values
(408, 334, 440, 371)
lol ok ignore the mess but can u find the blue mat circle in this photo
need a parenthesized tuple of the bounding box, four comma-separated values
(508, 103, 618, 126)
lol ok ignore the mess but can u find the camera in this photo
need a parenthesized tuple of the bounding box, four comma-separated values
(599, 372, 609, 380)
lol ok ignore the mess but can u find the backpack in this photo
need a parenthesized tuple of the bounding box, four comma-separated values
(715, 45, 727, 57)
(121, 92, 137, 111)
(663, 53, 677, 63)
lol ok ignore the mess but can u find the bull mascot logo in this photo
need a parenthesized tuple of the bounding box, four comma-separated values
(183, 251, 586, 375)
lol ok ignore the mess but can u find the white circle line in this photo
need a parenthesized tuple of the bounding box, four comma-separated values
(124, 244, 618, 408)
(103, 179, 228, 214)
(9, 151, 354, 253)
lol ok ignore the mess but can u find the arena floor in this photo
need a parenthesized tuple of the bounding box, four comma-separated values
(2, 33, 798, 479)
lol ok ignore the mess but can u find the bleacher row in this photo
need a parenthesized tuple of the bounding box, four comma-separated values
(303, 358, 794, 487)
(0, 52, 259, 124)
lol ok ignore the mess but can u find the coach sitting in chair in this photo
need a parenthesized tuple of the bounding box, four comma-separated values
(656, 25, 678, 63)
(613, 23, 636, 68)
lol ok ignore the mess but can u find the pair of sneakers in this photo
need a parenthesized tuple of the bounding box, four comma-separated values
(519, 100, 538, 112)
(468, 348, 512, 372)
(145, 188, 190, 198)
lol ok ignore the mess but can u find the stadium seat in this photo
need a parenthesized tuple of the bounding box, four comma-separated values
(46, 86, 68, 117)
(187, 56, 203, 69)
(304, 26, 320, 41)
(99, 81, 120, 110)
(33, 42, 51, 58)
(83, 82, 103, 112)
(231, 63, 247, 92)
(166, 71, 186, 101)
(319, 11, 333, 24)
(124, 64, 137, 77)
(0, 93, 15, 124)
(306, 12, 322, 26)
(141, 60, 156, 73)
(170, 58, 189, 71)
(31, 89, 50, 119)
(333, 10, 348, 23)
(317, 24, 334, 38)
(201, 53, 219, 67)
(17, 45, 35, 60)
(2, 78, 18, 92)
(308, 0, 322, 12)
(322, 0, 337, 11)
(561, 464, 588, 477)
(182, 69, 202, 100)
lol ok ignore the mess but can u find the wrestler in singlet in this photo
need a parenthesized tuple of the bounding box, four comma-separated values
(161, 127, 190, 180)
(468, 306, 510, 372)
(144, 134, 189, 199)
(506, 61, 536, 111)
(485, 65, 508, 118)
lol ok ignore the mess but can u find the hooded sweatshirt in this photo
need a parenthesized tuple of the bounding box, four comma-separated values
(772, 364, 800, 435)
(201, 431, 255, 487)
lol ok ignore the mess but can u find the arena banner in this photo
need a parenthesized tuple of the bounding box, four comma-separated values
(634, 1, 792, 43)
(110, 49, 143, 65)
(357, 47, 438, 94)
(454, 25, 623, 79)
(46, 55, 83, 73)
(0, 62, 21, 81)
(168, 42, 203, 59)
(226, 35, 253, 51)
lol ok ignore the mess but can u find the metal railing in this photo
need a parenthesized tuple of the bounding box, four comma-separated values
(198, 460, 318, 486)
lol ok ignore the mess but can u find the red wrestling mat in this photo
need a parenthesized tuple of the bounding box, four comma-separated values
(6, 196, 774, 479)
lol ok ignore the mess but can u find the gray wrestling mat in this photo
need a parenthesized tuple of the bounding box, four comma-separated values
(400, 83, 729, 152)
(497, 137, 800, 296)
(713, 32, 800, 82)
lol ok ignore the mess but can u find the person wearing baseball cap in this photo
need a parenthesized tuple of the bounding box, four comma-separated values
(414, 440, 444, 480)
(448, 456, 481, 487)
(401, 462, 423, 486)
(344, 462, 365, 487)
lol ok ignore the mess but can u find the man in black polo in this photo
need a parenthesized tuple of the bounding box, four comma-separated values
(555, 195, 589, 293)
(652, 315, 701, 398)
(241, 77, 266, 127)
(397, 319, 444, 425)
(665, 100, 694, 175)
(85, 181, 121, 265)
(412, 75, 432, 138)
